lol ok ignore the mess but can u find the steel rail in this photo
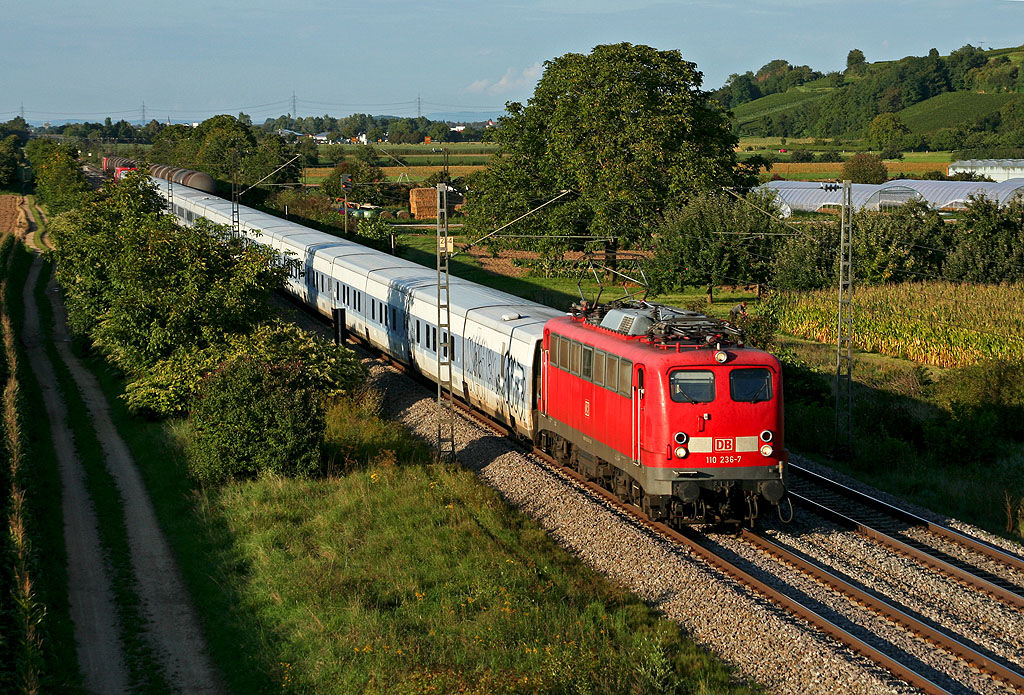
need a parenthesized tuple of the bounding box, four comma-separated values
(791, 491, 1024, 611)
(740, 528, 1024, 693)
(790, 462, 1024, 574)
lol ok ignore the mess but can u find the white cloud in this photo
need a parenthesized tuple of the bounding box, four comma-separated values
(464, 62, 543, 95)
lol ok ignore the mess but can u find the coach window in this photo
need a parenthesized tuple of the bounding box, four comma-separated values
(416, 320, 421, 344)
(593, 350, 605, 386)
(618, 359, 633, 396)
(581, 346, 593, 381)
(730, 368, 773, 403)
(669, 370, 715, 403)
(432, 327, 437, 352)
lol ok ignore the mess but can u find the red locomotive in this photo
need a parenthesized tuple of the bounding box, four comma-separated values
(536, 300, 787, 526)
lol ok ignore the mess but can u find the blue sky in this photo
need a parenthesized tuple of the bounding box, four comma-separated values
(2, 0, 1024, 124)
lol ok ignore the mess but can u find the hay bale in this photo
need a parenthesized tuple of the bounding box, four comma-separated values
(409, 188, 437, 219)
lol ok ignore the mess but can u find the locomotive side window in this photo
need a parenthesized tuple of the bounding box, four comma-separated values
(569, 341, 581, 375)
(593, 350, 605, 386)
(558, 335, 569, 370)
(605, 356, 618, 392)
(581, 346, 593, 380)
(618, 359, 633, 396)
(669, 370, 715, 403)
(730, 368, 773, 403)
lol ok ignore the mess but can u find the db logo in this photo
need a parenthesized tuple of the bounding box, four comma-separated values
(714, 438, 733, 452)
(584, 400, 591, 417)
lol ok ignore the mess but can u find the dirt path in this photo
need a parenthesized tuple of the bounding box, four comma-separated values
(13, 203, 222, 693)
(21, 254, 130, 693)
(45, 267, 222, 694)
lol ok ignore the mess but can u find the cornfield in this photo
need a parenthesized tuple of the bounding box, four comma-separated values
(778, 281, 1024, 368)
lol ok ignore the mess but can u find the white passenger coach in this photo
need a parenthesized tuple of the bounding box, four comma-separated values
(156, 178, 564, 439)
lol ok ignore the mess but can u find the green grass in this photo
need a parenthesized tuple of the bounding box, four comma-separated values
(898, 92, 1020, 133)
(395, 233, 747, 313)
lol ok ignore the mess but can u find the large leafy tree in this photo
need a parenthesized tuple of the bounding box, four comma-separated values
(464, 43, 739, 251)
(647, 191, 783, 302)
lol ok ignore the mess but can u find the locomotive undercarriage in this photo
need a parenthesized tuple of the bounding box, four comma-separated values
(538, 430, 784, 527)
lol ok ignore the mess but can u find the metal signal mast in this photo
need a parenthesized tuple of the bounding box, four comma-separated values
(436, 183, 456, 462)
(834, 180, 854, 459)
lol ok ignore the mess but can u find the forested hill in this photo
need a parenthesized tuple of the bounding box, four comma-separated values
(715, 45, 1024, 150)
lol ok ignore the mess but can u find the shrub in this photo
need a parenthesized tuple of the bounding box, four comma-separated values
(788, 149, 815, 163)
(123, 320, 366, 417)
(842, 153, 888, 184)
(188, 357, 326, 483)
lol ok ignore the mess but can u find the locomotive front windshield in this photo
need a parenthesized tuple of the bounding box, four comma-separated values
(669, 370, 715, 403)
(730, 368, 773, 403)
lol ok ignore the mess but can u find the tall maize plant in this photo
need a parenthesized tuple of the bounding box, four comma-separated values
(778, 281, 1024, 368)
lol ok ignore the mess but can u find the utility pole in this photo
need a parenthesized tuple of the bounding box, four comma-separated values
(141, 101, 146, 124)
(417, 94, 422, 119)
(292, 91, 297, 123)
(834, 180, 854, 459)
(436, 183, 456, 462)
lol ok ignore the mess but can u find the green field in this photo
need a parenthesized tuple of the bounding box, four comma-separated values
(898, 91, 1020, 133)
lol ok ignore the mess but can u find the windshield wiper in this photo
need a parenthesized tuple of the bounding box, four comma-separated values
(748, 380, 769, 404)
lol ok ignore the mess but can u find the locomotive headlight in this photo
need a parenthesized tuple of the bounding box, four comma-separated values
(674, 432, 689, 445)
(760, 430, 774, 443)
(674, 446, 689, 459)
(714, 350, 728, 364)
(760, 444, 774, 457)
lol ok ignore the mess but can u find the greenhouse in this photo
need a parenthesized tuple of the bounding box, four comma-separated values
(761, 178, 1024, 217)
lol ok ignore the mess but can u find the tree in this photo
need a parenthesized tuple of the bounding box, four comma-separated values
(0, 135, 20, 188)
(647, 191, 782, 302)
(51, 172, 291, 376)
(31, 145, 89, 214)
(842, 153, 888, 184)
(465, 43, 739, 251)
(944, 194, 1024, 283)
(320, 158, 385, 204)
(846, 49, 867, 74)
(853, 200, 951, 284)
(867, 113, 911, 152)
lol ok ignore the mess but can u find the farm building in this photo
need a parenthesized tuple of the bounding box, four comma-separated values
(948, 159, 1024, 182)
(761, 178, 1024, 216)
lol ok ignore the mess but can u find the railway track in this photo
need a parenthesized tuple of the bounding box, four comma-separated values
(788, 462, 1024, 611)
(548, 462, 1024, 694)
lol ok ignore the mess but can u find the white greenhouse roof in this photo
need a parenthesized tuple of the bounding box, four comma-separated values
(761, 178, 1024, 216)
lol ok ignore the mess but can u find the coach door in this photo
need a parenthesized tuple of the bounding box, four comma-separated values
(632, 365, 645, 466)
